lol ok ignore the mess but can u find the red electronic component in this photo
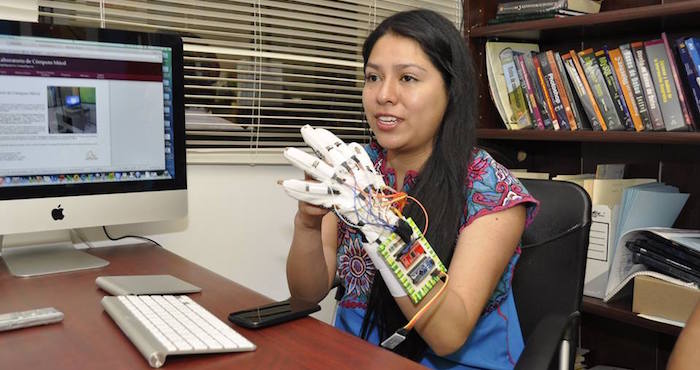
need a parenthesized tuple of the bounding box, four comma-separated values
(399, 242, 425, 268)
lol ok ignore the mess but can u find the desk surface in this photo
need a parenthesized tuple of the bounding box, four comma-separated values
(0, 244, 424, 369)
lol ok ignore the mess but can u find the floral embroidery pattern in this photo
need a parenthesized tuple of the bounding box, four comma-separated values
(337, 225, 376, 308)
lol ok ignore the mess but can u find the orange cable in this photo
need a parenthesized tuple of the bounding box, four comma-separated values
(404, 272, 449, 331)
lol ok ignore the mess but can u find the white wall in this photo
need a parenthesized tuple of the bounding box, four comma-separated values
(81, 162, 338, 324)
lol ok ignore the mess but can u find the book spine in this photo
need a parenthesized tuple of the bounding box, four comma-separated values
(631, 42, 665, 131)
(500, 48, 533, 130)
(569, 50, 605, 130)
(620, 43, 652, 131)
(497, 0, 599, 15)
(533, 54, 560, 129)
(539, 52, 569, 129)
(517, 53, 546, 129)
(644, 39, 688, 132)
(561, 53, 596, 129)
(596, 49, 634, 130)
(662, 32, 695, 130)
(608, 48, 643, 131)
(547, 50, 577, 129)
(524, 52, 555, 129)
(555, 51, 584, 130)
(513, 52, 539, 128)
(580, 48, 625, 131)
(676, 38, 700, 123)
(497, 1, 563, 15)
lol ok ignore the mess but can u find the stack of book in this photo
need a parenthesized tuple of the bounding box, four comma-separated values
(490, 0, 603, 24)
(486, 33, 698, 132)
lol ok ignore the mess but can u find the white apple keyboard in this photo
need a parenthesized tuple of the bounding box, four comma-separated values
(102, 295, 255, 368)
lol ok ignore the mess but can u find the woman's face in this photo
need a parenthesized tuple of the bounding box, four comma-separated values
(363, 33, 448, 158)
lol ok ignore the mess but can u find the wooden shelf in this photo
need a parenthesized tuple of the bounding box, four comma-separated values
(582, 296, 682, 337)
(477, 128, 700, 144)
(468, 2, 700, 40)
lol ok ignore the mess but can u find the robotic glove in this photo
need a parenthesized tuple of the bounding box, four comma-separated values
(281, 125, 407, 297)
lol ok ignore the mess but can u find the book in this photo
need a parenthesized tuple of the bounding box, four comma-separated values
(676, 37, 700, 123)
(605, 228, 698, 303)
(500, 48, 533, 129)
(524, 52, 555, 129)
(620, 43, 653, 131)
(555, 51, 585, 130)
(613, 182, 689, 253)
(662, 32, 695, 130)
(603, 182, 691, 302)
(513, 52, 539, 127)
(583, 178, 657, 298)
(485, 41, 540, 129)
(608, 48, 645, 131)
(595, 49, 634, 131)
(579, 48, 625, 131)
(645, 39, 689, 132)
(631, 42, 666, 131)
(533, 53, 561, 129)
(596, 163, 626, 179)
(538, 52, 569, 129)
(488, 9, 586, 24)
(566, 50, 604, 130)
(547, 50, 578, 129)
(516, 53, 546, 129)
(497, 0, 602, 15)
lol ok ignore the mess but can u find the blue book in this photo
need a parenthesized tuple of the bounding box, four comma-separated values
(676, 37, 700, 120)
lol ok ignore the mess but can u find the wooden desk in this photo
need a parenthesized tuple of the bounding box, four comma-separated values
(581, 296, 680, 370)
(0, 244, 424, 369)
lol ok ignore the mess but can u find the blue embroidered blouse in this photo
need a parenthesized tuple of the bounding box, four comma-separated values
(334, 142, 539, 369)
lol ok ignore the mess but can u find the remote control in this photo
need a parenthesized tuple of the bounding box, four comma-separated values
(0, 307, 64, 332)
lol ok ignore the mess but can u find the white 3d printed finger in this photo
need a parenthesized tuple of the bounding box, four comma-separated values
(283, 147, 335, 181)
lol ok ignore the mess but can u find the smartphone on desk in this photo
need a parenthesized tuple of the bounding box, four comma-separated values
(228, 298, 320, 329)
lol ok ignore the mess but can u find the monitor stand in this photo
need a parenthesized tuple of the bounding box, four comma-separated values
(0, 230, 109, 277)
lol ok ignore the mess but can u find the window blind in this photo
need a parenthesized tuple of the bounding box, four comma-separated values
(38, 0, 462, 153)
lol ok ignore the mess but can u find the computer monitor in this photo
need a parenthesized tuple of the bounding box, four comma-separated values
(0, 21, 187, 277)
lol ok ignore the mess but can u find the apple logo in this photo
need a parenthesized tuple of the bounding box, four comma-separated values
(51, 205, 65, 221)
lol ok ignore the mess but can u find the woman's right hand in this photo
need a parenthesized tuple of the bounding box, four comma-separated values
(295, 201, 330, 230)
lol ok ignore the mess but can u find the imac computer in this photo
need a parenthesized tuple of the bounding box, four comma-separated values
(0, 21, 187, 277)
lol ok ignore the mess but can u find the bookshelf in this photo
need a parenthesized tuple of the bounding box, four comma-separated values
(466, 0, 700, 230)
(465, 2, 700, 369)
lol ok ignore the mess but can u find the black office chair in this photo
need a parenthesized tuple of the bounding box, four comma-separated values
(513, 179, 592, 370)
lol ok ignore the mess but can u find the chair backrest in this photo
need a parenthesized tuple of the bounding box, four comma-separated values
(512, 179, 592, 343)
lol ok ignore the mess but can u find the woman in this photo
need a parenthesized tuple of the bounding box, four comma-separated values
(286, 9, 539, 369)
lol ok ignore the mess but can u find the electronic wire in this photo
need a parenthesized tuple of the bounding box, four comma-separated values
(404, 271, 449, 331)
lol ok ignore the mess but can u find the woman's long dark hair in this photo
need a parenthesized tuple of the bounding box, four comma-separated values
(359, 9, 477, 361)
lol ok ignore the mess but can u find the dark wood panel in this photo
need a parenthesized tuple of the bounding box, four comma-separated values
(0, 245, 424, 370)
(469, 1, 700, 40)
(581, 297, 679, 370)
(477, 129, 700, 144)
(581, 312, 676, 370)
(468, 2, 694, 369)
(582, 297, 682, 336)
(660, 162, 700, 229)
